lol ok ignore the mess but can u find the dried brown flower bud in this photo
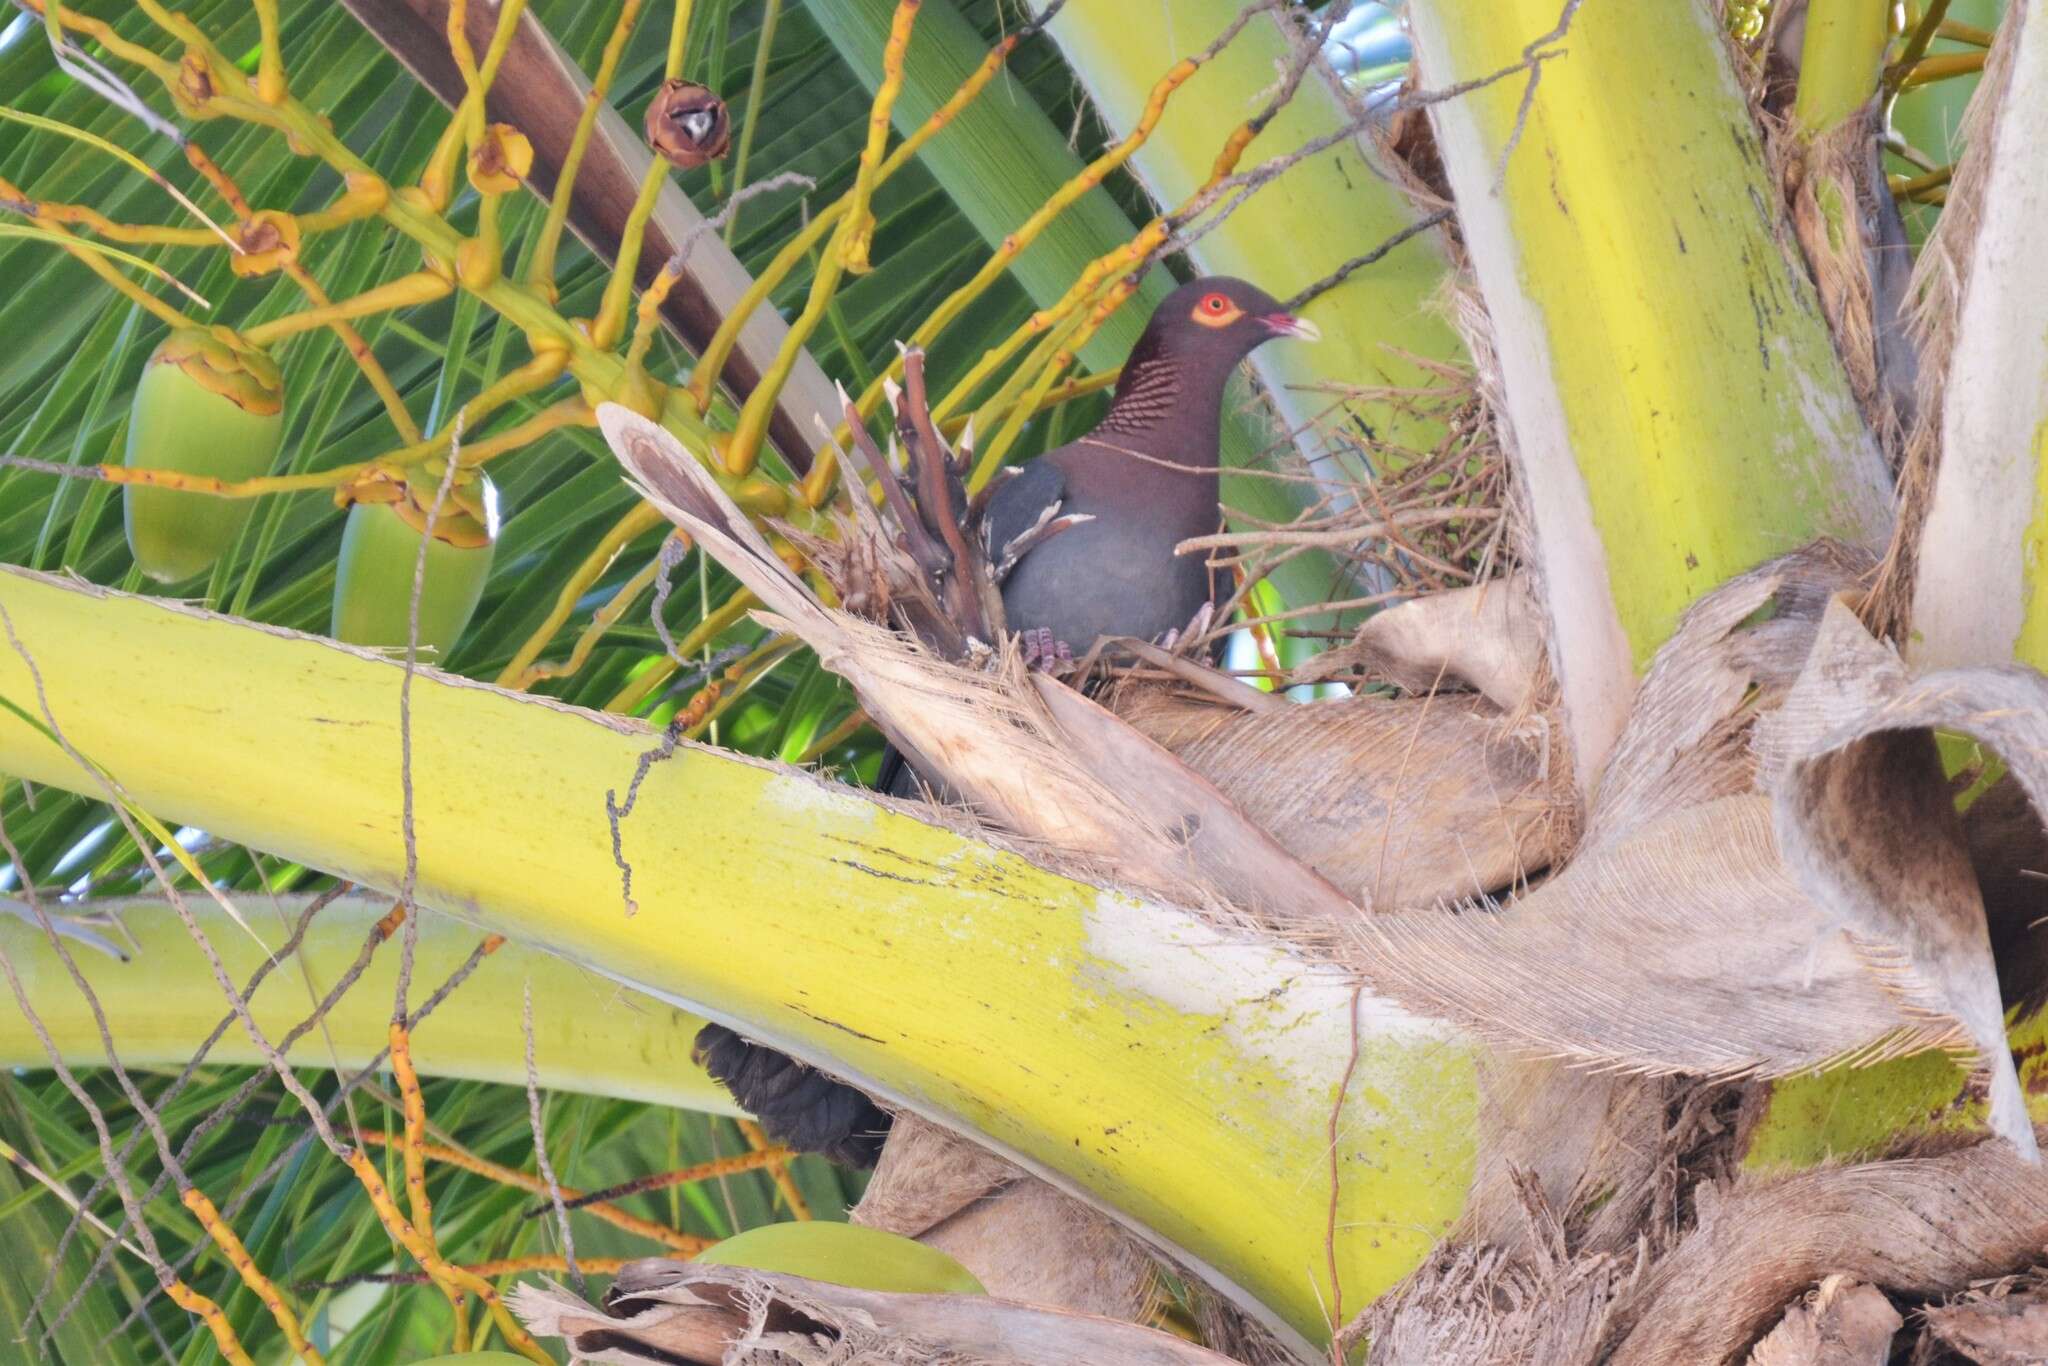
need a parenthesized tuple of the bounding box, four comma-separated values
(172, 49, 222, 119)
(468, 123, 534, 196)
(644, 80, 731, 170)
(229, 211, 301, 278)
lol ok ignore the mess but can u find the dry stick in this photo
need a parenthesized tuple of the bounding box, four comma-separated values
(0, 943, 251, 1362)
(606, 718, 683, 920)
(1323, 983, 1366, 1358)
(1152, 14, 1578, 270)
(1491, 0, 1586, 191)
(624, 171, 818, 370)
(388, 426, 474, 1344)
(0, 630, 317, 1357)
(296, 1255, 632, 1290)
(1283, 210, 1455, 314)
(1177, 507, 1500, 562)
(528, 1148, 794, 1216)
(649, 530, 699, 668)
(522, 979, 583, 1291)
(7, 484, 529, 1352)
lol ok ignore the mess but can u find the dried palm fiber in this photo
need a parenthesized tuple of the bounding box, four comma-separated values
(1367, 1124, 2048, 1366)
(1602, 1140, 2048, 1365)
(1289, 573, 1547, 714)
(1357, 1195, 1637, 1366)
(1351, 550, 1989, 1085)
(1754, 596, 2044, 1159)
(509, 1260, 1243, 1366)
(1381, 556, 2048, 1159)
(1864, 1, 2024, 634)
(1743, 1275, 1901, 1366)
(1776, 107, 1920, 459)
(1586, 542, 1871, 848)
(850, 1116, 1158, 1323)
(1359, 560, 2048, 1362)
(1918, 1271, 2048, 1365)
(1112, 684, 1565, 911)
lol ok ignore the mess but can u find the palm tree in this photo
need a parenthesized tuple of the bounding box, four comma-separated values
(1, 0, 2041, 1360)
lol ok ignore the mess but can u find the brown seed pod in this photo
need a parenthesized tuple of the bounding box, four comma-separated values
(644, 80, 731, 169)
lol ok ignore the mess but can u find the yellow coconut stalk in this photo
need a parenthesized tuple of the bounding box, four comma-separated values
(0, 892, 732, 1111)
(121, 328, 285, 584)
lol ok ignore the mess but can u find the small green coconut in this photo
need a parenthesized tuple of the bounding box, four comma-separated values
(122, 327, 285, 583)
(696, 1221, 986, 1296)
(331, 466, 498, 659)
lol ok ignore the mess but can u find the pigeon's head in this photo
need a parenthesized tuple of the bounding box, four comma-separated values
(1150, 276, 1320, 364)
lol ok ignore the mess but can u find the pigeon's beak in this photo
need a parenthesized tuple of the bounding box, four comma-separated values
(1262, 311, 1321, 342)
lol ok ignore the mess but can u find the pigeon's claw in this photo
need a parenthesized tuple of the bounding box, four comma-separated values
(1156, 601, 1217, 655)
(1019, 626, 1073, 673)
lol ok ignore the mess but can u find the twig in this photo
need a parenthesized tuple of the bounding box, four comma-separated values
(526, 1147, 795, 1216)
(1492, 0, 1586, 191)
(393, 416, 465, 1018)
(41, 889, 359, 1342)
(524, 979, 583, 1291)
(1323, 983, 1365, 1351)
(1284, 210, 1454, 313)
(606, 718, 683, 919)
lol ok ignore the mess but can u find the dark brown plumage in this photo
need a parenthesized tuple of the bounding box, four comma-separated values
(696, 277, 1317, 1167)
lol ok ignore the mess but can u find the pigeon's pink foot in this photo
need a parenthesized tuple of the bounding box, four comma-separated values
(1020, 626, 1074, 672)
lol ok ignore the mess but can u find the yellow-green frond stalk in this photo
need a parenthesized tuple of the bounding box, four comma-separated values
(0, 893, 733, 1111)
(331, 469, 499, 657)
(122, 328, 285, 584)
(1408, 0, 1894, 787)
(697, 1223, 987, 1295)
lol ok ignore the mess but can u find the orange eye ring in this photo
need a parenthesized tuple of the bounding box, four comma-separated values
(1191, 292, 1243, 329)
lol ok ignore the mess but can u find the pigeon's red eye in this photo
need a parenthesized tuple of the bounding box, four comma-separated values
(1191, 293, 1243, 328)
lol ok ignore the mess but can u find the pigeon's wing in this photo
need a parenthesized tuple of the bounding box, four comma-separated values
(980, 457, 1069, 569)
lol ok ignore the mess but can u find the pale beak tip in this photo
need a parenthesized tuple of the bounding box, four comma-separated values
(1268, 313, 1321, 342)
